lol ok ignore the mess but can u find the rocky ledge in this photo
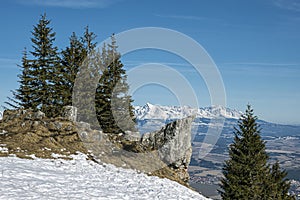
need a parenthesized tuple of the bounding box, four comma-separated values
(0, 106, 195, 186)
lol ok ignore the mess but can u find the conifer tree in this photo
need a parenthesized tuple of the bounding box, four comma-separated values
(95, 34, 136, 134)
(72, 27, 100, 125)
(29, 13, 60, 117)
(5, 48, 36, 109)
(267, 161, 294, 199)
(60, 32, 86, 107)
(220, 105, 294, 199)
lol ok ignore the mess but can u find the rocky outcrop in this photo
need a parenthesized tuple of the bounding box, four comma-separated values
(139, 116, 194, 182)
(0, 107, 195, 186)
(0, 108, 91, 159)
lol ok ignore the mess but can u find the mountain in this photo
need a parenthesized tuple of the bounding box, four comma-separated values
(134, 103, 242, 121)
(133, 103, 300, 198)
(0, 110, 2, 120)
(0, 153, 209, 200)
(134, 103, 242, 134)
(134, 103, 300, 137)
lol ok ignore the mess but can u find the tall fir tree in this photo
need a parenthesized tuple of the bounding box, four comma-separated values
(72, 27, 100, 125)
(95, 34, 136, 134)
(29, 13, 60, 117)
(220, 105, 294, 200)
(60, 32, 86, 107)
(5, 48, 37, 109)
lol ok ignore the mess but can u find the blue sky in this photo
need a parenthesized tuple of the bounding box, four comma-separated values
(0, 0, 300, 124)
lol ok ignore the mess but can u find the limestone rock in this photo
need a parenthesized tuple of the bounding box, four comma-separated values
(33, 110, 45, 120)
(123, 131, 140, 142)
(140, 116, 195, 183)
(157, 116, 194, 168)
(62, 106, 77, 122)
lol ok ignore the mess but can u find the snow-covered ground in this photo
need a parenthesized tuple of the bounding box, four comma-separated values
(0, 153, 209, 200)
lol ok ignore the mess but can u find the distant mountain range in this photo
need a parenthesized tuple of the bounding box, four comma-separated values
(134, 102, 242, 120)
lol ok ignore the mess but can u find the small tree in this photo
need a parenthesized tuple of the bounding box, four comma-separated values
(267, 161, 294, 200)
(220, 105, 294, 199)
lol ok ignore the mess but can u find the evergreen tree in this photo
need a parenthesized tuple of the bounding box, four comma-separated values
(220, 105, 294, 199)
(72, 27, 100, 125)
(95, 34, 136, 133)
(60, 32, 86, 107)
(29, 13, 60, 117)
(267, 161, 294, 200)
(5, 48, 37, 109)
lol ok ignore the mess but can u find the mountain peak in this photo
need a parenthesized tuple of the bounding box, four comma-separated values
(134, 103, 242, 120)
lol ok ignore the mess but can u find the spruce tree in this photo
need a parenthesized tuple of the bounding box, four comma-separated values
(268, 161, 294, 199)
(220, 105, 294, 199)
(60, 32, 86, 107)
(5, 48, 37, 109)
(95, 34, 136, 134)
(72, 27, 100, 125)
(29, 13, 60, 117)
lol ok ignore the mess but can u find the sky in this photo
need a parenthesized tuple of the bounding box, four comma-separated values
(0, 0, 300, 124)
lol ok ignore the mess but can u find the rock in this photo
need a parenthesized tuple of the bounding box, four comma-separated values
(79, 131, 88, 139)
(140, 116, 195, 182)
(48, 121, 63, 131)
(123, 131, 140, 142)
(32, 121, 40, 128)
(158, 116, 194, 169)
(62, 106, 77, 122)
(33, 111, 45, 120)
(76, 122, 91, 131)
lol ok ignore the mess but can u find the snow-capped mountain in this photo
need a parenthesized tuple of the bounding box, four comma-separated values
(134, 103, 242, 120)
(0, 153, 209, 200)
(0, 110, 3, 120)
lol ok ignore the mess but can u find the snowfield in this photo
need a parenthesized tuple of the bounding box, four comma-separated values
(0, 153, 209, 200)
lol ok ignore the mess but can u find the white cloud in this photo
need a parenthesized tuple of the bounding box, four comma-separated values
(0, 58, 19, 69)
(154, 14, 209, 21)
(222, 62, 300, 67)
(274, 0, 300, 12)
(17, 0, 120, 9)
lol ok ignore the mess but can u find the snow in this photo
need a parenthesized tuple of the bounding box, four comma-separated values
(0, 153, 209, 200)
(134, 103, 242, 120)
(0, 110, 2, 120)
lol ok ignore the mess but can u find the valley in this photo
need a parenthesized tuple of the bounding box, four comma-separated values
(134, 103, 300, 199)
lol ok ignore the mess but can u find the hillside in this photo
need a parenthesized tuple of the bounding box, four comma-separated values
(0, 153, 209, 200)
(134, 103, 300, 198)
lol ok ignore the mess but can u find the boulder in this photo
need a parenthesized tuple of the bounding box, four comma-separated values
(157, 116, 194, 169)
(62, 106, 77, 122)
(123, 131, 140, 142)
(33, 110, 45, 120)
(140, 116, 195, 182)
